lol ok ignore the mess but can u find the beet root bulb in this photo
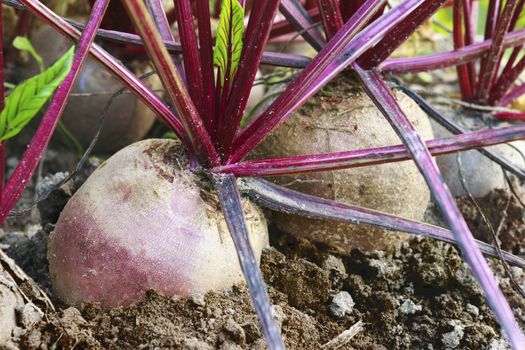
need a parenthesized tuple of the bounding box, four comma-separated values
(48, 139, 269, 308)
(256, 76, 434, 252)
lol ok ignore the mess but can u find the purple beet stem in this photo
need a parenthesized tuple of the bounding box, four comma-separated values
(279, 0, 326, 51)
(355, 66, 525, 349)
(0, 0, 110, 222)
(123, 0, 219, 166)
(212, 174, 285, 350)
(239, 178, 525, 269)
(214, 124, 525, 177)
(380, 28, 525, 73)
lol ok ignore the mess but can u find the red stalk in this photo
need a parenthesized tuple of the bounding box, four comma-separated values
(339, 0, 365, 20)
(484, 0, 501, 40)
(195, 0, 217, 138)
(123, 0, 219, 166)
(279, 0, 326, 51)
(500, 82, 525, 106)
(217, 0, 281, 160)
(317, 0, 344, 40)
(380, 28, 525, 73)
(462, 0, 477, 93)
(214, 0, 222, 18)
(453, 0, 473, 100)
(173, 0, 205, 115)
(494, 112, 525, 121)
(476, 0, 520, 102)
(357, 0, 447, 69)
(490, 55, 525, 104)
(490, 0, 525, 101)
(0, 0, 110, 223)
(215, 124, 525, 177)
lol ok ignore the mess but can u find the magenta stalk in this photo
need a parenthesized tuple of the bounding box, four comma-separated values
(379, 29, 525, 73)
(122, 0, 220, 166)
(214, 124, 525, 177)
(240, 178, 525, 269)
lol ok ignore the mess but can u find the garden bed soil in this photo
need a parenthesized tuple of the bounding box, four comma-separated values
(1, 179, 524, 349)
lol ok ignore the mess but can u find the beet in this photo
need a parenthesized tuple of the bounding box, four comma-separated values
(256, 75, 434, 252)
(48, 139, 269, 308)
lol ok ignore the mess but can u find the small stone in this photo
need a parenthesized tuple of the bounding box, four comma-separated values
(441, 321, 464, 349)
(191, 293, 205, 307)
(466, 304, 479, 317)
(329, 291, 355, 318)
(368, 258, 401, 279)
(322, 255, 346, 274)
(399, 299, 422, 315)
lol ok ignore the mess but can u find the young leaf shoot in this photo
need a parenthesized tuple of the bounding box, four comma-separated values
(214, 0, 244, 85)
(13, 36, 45, 72)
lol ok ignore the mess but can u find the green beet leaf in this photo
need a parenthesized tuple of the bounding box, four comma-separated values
(0, 46, 74, 142)
(13, 36, 45, 73)
(213, 0, 244, 85)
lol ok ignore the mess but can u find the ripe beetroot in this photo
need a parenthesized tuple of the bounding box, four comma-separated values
(257, 76, 434, 252)
(48, 139, 269, 308)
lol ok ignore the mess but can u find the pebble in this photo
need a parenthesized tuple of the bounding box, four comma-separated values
(321, 255, 346, 275)
(329, 291, 355, 318)
(399, 299, 422, 315)
(488, 337, 511, 350)
(191, 293, 205, 307)
(441, 321, 464, 349)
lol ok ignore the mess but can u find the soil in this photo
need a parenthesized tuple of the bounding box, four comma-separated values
(1, 173, 525, 349)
